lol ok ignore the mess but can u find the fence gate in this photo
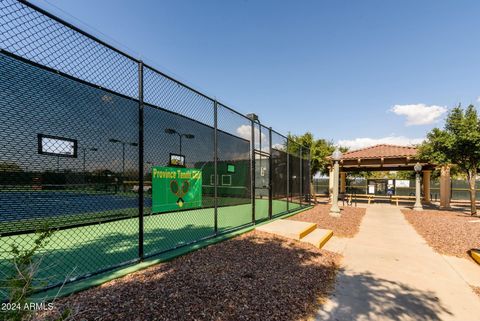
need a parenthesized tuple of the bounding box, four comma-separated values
(253, 124, 272, 222)
(254, 150, 271, 222)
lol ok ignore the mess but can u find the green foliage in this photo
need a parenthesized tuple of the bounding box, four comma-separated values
(419, 105, 480, 171)
(0, 162, 23, 172)
(288, 132, 342, 177)
(348, 171, 415, 180)
(394, 171, 416, 180)
(1, 229, 55, 321)
(352, 169, 460, 181)
(362, 171, 398, 179)
(419, 104, 480, 214)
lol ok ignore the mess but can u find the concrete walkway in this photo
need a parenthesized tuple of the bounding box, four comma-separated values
(317, 205, 480, 321)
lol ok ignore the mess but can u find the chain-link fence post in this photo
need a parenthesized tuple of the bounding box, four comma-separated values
(0, 0, 321, 296)
(307, 149, 315, 206)
(286, 139, 290, 212)
(268, 127, 273, 219)
(138, 61, 144, 260)
(213, 100, 218, 234)
(299, 145, 303, 207)
(251, 119, 255, 223)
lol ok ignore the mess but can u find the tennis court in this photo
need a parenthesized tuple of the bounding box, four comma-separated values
(0, 188, 284, 232)
(0, 0, 311, 299)
(0, 189, 145, 235)
(0, 199, 292, 287)
(0, 191, 142, 221)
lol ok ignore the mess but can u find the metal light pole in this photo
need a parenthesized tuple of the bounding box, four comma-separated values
(414, 162, 423, 211)
(109, 139, 138, 176)
(330, 148, 342, 217)
(81, 147, 98, 174)
(109, 138, 138, 192)
(164, 128, 195, 155)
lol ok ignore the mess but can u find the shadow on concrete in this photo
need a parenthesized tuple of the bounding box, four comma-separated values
(317, 269, 452, 321)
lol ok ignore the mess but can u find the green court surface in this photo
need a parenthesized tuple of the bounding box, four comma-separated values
(0, 199, 298, 292)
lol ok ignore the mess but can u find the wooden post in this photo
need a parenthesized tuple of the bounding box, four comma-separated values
(340, 172, 346, 193)
(422, 170, 431, 203)
(440, 165, 451, 208)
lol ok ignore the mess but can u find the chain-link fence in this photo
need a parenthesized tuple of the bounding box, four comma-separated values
(0, 0, 311, 299)
(313, 176, 480, 202)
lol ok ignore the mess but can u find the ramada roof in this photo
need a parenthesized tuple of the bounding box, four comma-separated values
(340, 144, 418, 160)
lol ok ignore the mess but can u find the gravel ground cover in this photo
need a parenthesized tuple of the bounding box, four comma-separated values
(402, 209, 480, 261)
(35, 231, 340, 321)
(472, 286, 480, 298)
(287, 205, 366, 238)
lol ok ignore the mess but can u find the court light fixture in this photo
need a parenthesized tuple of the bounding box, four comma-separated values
(246, 113, 259, 122)
(164, 128, 195, 155)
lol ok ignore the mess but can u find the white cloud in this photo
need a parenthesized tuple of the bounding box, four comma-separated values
(236, 124, 267, 145)
(236, 124, 253, 141)
(337, 136, 424, 150)
(272, 143, 285, 151)
(391, 103, 447, 126)
(477, 97, 480, 103)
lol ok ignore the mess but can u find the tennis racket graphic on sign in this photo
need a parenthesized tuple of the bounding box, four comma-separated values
(170, 180, 190, 207)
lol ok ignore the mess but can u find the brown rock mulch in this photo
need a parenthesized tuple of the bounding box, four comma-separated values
(35, 231, 340, 321)
(287, 205, 366, 238)
(472, 286, 480, 298)
(402, 209, 480, 261)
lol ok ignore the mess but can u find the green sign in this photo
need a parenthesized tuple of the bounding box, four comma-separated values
(227, 164, 236, 173)
(152, 166, 202, 213)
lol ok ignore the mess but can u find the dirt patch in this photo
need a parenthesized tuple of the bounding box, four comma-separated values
(287, 205, 366, 238)
(472, 286, 480, 298)
(402, 209, 480, 261)
(35, 231, 340, 321)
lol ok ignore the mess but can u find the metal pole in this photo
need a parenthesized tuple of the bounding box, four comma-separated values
(300, 146, 303, 207)
(213, 101, 218, 233)
(308, 149, 312, 205)
(122, 143, 125, 179)
(122, 142, 126, 193)
(286, 139, 290, 212)
(83, 148, 86, 174)
(179, 134, 182, 155)
(258, 123, 261, 153)
(268, 127, 273, 219)
(251, 119, 256, 223)
(138, 61, 145, 260)
(258, 123, 261, 199)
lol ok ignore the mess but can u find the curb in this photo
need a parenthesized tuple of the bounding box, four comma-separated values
(469, 249, 480, 265)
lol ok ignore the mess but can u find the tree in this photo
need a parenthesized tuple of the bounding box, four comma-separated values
(0, 162, 22, 172)
(287, 132, 341, 203)
(359, 171, 397, 179)
(418, 104, 480, 215)
(288, 132, 339, 178)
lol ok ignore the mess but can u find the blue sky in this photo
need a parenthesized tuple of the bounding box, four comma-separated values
(29, 0, 480, 150)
